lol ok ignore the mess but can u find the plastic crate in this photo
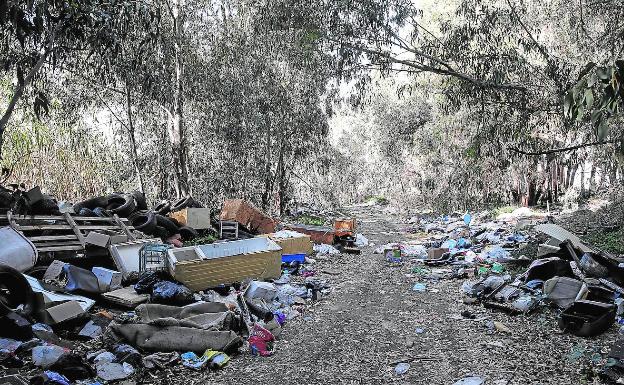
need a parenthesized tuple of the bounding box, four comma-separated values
(282, 253, 306, 264)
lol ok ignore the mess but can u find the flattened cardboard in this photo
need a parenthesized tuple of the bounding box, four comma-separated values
(45, 300, 85, 324)
(102, 287, 149, 308)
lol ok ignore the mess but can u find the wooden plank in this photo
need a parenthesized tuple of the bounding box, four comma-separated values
(37, 245, 84, 252)
(113, 214, 136, 241)
(16, 225, 135, 231)
(63, 212, 86, 246)
(5, 215, 130, 222)
(29, 235, 79, 242)
(33, 240, 83, 248)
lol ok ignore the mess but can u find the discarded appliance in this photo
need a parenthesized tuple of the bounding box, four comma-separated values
(167, 237, 282, 291)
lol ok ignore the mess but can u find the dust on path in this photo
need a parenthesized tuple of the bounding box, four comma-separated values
(170, 205, 607, 385)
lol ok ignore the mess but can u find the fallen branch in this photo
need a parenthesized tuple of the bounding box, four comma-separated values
(509, 138, 620, 155)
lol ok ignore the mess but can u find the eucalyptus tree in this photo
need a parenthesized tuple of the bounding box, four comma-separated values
(0, 0, 156, 160)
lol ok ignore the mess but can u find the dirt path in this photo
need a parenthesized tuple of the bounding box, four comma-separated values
(171, 205, 609, 385)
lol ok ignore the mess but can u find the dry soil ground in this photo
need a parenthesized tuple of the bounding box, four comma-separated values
(160, 204, 614, 385)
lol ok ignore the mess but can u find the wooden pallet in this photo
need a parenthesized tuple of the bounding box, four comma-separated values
(1, 212, 136, 253)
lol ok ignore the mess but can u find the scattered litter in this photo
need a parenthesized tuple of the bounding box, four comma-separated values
(394, 362, 410, 375)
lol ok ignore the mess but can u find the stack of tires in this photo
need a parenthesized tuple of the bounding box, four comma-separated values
(73, 192, 200, 242)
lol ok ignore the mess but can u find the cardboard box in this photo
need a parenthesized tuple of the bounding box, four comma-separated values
(167, 238, 282, 291)
(258, 231, 313, 255)
(427, 247, 449, 260)
(44, 301, 86, 324)
(169, 208, 213, 229)
(220, 199, 276, 234)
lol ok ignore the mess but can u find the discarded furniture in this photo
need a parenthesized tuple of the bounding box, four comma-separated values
(220, 199, 276, 234)
(558, 300, 616, 337)
(284, 224, 335, 245)
(257, 230, 313, 255)
(167, 237, 282, 291)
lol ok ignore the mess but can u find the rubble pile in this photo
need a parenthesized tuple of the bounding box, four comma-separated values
(0, 185, 362, 384)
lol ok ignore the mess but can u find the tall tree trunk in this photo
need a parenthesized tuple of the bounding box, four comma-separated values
(168, 0, 189, 198)
(0, 49, 52, 160)
(125, 83, 145, 193)
(261, 122, 273, 211)
(588, 162, 596, 196)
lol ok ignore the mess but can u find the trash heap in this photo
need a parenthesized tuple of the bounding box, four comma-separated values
(376, 210, 534, 277)
(0, 186, 360, 384)
(385, 209, 624, 384)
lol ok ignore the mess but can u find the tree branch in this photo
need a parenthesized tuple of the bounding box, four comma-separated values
(509, 138, 620, 155)
(337, 40, 527, 91)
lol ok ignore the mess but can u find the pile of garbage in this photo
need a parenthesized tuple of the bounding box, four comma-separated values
(74, 192, 205, 244)
(376, 211, 534, 276)
(0, 185, 360, 384)
(385, 209, 624, 383)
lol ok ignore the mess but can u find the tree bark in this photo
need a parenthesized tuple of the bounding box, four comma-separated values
(0, 48, 52, 160)
(125, 83, 145, 193)
(168, 0, 189, 198)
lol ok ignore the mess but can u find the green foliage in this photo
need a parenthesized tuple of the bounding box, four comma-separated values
(583, 229, 624, 255)
(493, 206, 519, 216)
(187, 234, 217, 246)
(365, 195, 389, 205)
(566, 61, 624, 142)
(297, 214, 326, 226)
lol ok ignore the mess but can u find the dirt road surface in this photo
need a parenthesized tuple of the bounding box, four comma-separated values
(165, 205, 611, 385)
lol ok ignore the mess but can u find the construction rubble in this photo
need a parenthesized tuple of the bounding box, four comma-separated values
(0, 185, 362, 384)
(381, 209, 624, 383)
